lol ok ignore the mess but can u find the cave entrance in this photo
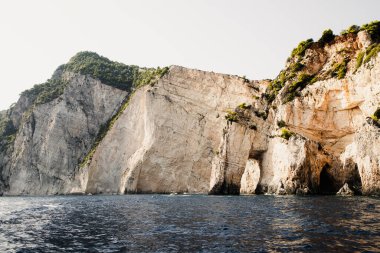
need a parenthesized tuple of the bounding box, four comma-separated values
(319, 164, 338, 194)
(346, 163, 363, 195)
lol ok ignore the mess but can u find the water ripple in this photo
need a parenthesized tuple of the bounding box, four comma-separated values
(0, 195, 379, 252)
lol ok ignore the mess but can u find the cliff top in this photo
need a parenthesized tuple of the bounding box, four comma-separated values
(19, 51, 169, 108)
(265, 20, 380, 104)
(11, 20, 380, 113)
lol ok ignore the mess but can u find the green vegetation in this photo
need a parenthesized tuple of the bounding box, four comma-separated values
(341, 25, 360, 35)
(331, 59, 348, 79)
(238, 103, 250, 109)
(291, 39, 314, 58)
(355, 43, 380, 70)
(265, 21, 380, 104)
(266, 70, 317, 104)
(340, 21, 380, 41)
(0, 113, 17, 152)
(282, 73, 317, 103)
(20, 52, 169, 109)
(356, 51, 365, 70)
(318, 29, 335, 44)
(290, 62, 304, 72)
(363, 43, 380, 64)
(64, 51, 139, 91)
(21, 78, 68, 106)
(254, 110, 267, 120)
(360, 20, 380, 41)
(134, 67, 169, 88)
(225, 110, 238, 123)
(371, 108, 380, 121)
(265, 38, 316, 104)
(280, 128, 294, 140)
(370, 108, 380, 128)
(374, 108, 380, 119)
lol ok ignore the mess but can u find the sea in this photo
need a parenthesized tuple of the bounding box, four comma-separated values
(0, 195, 379, 252)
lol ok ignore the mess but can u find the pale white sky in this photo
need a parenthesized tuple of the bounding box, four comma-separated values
(0, 0, 379, 110)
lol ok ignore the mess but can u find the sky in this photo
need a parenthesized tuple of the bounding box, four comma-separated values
(0, 0, 379, 110)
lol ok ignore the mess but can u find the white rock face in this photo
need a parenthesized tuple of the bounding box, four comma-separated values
(275, 53, 380, 194)
(240, 159, 260, 194)
(1, 73, 128, 195)
(1, 33, 380, 196)
(74, 66, 260, 194)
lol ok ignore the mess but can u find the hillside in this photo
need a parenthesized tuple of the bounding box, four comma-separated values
(1, 21, 380, 196)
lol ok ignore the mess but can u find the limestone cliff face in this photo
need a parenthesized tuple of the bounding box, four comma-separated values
(73, 66, 261, 194)
(0, 72, 129, 195)
(1, 25, 380, 196)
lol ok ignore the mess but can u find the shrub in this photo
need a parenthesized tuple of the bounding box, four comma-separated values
(356, 51, 365, 70)
(341, 25, 360, 35)
(290, 62, 305, 72)
(370, 109, 380, 128)
(254, 110, 267, 120)
(318, 29, 335, 44)
(0, 113, 17, 152)
(280, 128, 294, 140)
(291, 39, 314, 58)
(264, 92, 276, 103)
(22, 78, 68, 105)
(373, 108, 380, 120)
(225, 110, 238, 122)
(238, 103, 250, 109)
(282, 73, 317, 104)
(360, 21, 380, 41)
(363, 43, 380, 64)
(134, 66, 169, 88)
(289, 73, 315, 92)
(331, 59, 348, 79)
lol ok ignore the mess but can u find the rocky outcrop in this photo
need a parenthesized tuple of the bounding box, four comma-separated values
(337, 183, 355, 196)
(74, 66, 261, 194)
(1, 22, 380, 196)
(0, 72, 129, 195)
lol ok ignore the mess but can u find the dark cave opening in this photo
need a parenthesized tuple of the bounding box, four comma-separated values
(319, 164, 338, 194)
(346, 163, 363, 194)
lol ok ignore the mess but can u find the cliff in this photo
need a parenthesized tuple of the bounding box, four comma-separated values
(1, 21, 380, 196)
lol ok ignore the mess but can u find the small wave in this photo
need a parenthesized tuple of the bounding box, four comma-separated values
(42, 204, 59, 208)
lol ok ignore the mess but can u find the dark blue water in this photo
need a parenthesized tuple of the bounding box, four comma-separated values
(0, 195, 379, 253)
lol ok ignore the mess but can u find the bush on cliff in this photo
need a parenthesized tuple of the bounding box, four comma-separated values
(64, 51, 139, 91)
(134, 66, 169, 88)
(225, 110, 238, 122)
(280, 128, 294, 140)
(21, 78, 68, 106)
(341, 25, 360, 36)
(331, 59, 349, 79)
(360, 20, 380, 42)
(370, 108, 380, 128)
(318, 29, 335, 44)
(363, 43, 380, 64)
(291, 39, 314, 58)
(0, 113, 17, 151)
